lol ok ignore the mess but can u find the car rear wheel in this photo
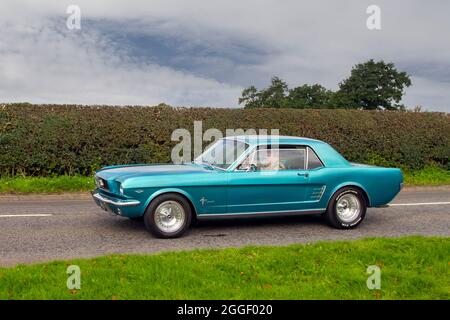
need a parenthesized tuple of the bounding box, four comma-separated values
(324, 187, 366, 229)
(144, 193, 192, 238)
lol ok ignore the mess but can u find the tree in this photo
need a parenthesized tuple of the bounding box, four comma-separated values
(336, 59, 411, 110)
(259, 76, 289, 108)
(238, 86, 260, 108)
(239, 76, 289, 108)
(286, 84, 333, 108)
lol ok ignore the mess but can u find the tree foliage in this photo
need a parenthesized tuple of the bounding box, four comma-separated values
(239, 77, 333, 109)
(239, 60, 412, 110)
(239, 77, 289, 108)
(287, 84, 334, 109)
(337, 59, 412, 110)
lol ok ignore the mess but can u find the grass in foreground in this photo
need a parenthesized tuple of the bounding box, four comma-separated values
(0, 165, 448, 194)
(0, 236, 448, 300)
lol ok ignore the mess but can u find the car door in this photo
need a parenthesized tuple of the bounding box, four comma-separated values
(302, 146, 328, 210)
(226, 146, 311, 214)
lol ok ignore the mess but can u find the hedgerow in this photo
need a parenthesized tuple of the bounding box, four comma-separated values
(0, 104, 448, 176)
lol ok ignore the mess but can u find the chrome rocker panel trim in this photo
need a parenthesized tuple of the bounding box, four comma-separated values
(197, 208, 326, 220)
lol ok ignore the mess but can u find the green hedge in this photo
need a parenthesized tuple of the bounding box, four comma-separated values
(0, 103, 449, 176)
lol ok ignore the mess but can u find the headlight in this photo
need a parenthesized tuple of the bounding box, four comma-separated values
(95, 176, 106, 189)
(119, 184, 124, 195)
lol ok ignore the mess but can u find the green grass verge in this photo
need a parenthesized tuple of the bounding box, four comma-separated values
(0, 236, 448, 300)
(0, 175, 94, 193)
(403, 165, 450, 186)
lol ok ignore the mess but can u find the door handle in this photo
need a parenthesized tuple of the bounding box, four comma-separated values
(297, 172, 309, 177)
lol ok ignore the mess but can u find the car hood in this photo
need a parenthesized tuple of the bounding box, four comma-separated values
(96, 163, 213, 181)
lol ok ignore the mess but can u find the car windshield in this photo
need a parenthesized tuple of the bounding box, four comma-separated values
(195, 139, 249, 170)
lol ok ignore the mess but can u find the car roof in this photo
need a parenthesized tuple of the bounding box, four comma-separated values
(224, 135, 324, 146)
(224, 135, 350, 167)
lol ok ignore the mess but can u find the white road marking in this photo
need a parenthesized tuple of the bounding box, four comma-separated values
(0, 214, 53, 218)
(390, 202, 450, 206)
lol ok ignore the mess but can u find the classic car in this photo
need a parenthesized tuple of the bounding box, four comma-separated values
(92, 135, 403, 238)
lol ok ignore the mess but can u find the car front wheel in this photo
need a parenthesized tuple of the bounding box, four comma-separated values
(324, 187, 366, 229)
(144, 193, 192, 238)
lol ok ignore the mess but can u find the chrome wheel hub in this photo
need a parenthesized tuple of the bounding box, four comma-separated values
(336, 193, 360, 223)
(154, 201, 185, 233)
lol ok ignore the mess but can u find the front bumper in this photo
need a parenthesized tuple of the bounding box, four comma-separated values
(91, 190, 141, 216)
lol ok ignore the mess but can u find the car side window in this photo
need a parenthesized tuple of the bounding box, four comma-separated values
(237, 148, 306, 171)
(307, 147, 324, 169)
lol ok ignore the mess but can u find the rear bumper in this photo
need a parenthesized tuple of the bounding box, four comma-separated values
(91, 190, 141, 216)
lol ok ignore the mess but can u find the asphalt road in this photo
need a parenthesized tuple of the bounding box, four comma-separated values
(0, 189, 449, 266)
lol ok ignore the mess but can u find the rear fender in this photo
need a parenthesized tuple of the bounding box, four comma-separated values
(328, 182, 371, 207)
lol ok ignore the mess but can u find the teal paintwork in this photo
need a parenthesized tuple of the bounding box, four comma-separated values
(91, 136, 403, 218)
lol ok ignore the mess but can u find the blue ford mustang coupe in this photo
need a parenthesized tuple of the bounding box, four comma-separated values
(92, 135, 403, 238)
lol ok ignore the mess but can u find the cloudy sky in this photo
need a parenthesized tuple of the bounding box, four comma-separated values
(0, 0, 449, 111)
